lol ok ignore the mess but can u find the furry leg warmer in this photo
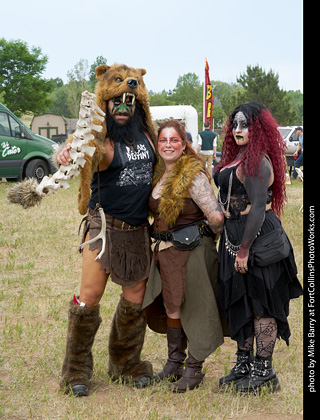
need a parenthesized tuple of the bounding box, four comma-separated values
(108, 294, 153, 383)
(60, 300, 102, 392)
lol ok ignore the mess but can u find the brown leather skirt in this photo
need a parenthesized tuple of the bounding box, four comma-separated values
(79, 207, 151, 288)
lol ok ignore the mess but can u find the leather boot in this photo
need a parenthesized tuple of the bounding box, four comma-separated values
(156, 326, 187, 382)
(60, 300, 102, 397)
(235, 356, 280, 393)
(219, 350, 253, 387)
(169, 352, 205, 393)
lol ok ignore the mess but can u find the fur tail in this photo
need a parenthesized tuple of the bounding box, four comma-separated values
(7, 179, 43, 209)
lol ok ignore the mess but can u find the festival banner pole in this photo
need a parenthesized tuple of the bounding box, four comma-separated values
(204, 58, 213, 130)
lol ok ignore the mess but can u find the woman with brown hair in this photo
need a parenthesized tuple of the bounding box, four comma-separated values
(143, 119, 224, 392)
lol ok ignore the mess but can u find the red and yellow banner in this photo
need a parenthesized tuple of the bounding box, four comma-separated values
(204, 58, 213, 130)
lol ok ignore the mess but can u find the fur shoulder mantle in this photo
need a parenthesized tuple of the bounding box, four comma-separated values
(153, 155, 207, 226)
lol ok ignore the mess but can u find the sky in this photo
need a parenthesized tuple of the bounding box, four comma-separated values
(2, 0, 303, 93)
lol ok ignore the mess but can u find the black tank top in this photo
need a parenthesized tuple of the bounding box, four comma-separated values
(89, 131, 156, 226)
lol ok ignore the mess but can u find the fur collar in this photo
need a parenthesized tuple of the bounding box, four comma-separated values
(153, 154, 207, 226)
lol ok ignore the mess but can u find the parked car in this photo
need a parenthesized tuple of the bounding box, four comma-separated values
(0, 103, 58, 182)
(277, 126, 302, 168)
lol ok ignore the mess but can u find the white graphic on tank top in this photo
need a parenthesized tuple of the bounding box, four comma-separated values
(126, 144, 150, 161)
(116, 144, 153, 187)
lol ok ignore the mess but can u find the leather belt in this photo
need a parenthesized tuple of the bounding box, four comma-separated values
(87, 207, 147, 230)
(104, 214, 137, 230)
(150, 221, 217, 242)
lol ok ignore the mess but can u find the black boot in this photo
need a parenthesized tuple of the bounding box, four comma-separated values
(169, 352, 205, 393)
(219, 350, 253, 387)
(156, 326, 187, 382)
(60, 300, 102, 397)
(235, 356, 280, 393)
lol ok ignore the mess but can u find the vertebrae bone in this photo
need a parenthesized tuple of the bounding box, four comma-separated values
(7, 91, 105, 209)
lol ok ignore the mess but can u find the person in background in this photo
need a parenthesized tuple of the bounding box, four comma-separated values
(292, 126, 303, 180)
(214, 102, 303, 393)
(197, 121, 217, 178)
(143, 119, 224, 393)
(181, 120, 193, 143)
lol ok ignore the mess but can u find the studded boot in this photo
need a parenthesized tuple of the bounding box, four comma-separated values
(235, 356, 280, 393)
(219, 350, 253, 387)
(156, 326, 187, 382)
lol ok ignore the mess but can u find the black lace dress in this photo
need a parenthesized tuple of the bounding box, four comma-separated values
(214, 164, 303, 347)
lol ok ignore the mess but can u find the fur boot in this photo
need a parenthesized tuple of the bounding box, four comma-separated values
(108, 294, 153, 387)
(60, 300, 102, 395)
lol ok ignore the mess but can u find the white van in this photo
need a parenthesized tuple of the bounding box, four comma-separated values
(150, 105, 199, 147)
(277, 126, 302, 168)
(277, 126, 302, 156)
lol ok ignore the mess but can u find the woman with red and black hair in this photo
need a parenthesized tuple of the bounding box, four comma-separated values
(214, 102, 302, 393)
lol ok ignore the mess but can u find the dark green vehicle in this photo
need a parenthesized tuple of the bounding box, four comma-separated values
(0, 103, 58, 182)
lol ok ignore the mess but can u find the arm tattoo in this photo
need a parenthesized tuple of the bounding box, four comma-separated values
(189, 173, 224, 233)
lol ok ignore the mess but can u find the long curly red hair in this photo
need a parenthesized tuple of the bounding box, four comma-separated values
(216, 102, 287, 217)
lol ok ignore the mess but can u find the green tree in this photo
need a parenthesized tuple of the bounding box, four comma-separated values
(172, 73, 202, 106)
(51, 77, 64, 89)
(47, 83, 72, 117)
(285, 90, 303, 125)
(0, 38, 54, 117)
(88, 55, 108, 92)
(211, 80, 240, 129)
(223, 65, 297, 125)
(149, 90, 175, 106)
(211, 103, 226, 131)
(220, 85, 244, 118)
(66, 58, 89, 117)
(172, 73, 203, 127)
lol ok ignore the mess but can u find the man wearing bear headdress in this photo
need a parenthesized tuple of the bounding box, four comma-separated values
(55, 64, 157, 396)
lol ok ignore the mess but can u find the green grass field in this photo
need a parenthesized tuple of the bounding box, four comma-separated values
(0, 177, 303, 420)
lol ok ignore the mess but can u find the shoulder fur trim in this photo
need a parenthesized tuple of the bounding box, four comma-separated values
(154, 155, 207, 226)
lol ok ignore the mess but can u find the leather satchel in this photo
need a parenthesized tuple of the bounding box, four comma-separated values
(249, 228, 290, 267)
(169, 224, 203, 251)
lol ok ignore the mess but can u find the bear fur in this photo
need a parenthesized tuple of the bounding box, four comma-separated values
(53, 64, 157, 215)
(60, 301, 102, 391)
(108, 294, 154, 382)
